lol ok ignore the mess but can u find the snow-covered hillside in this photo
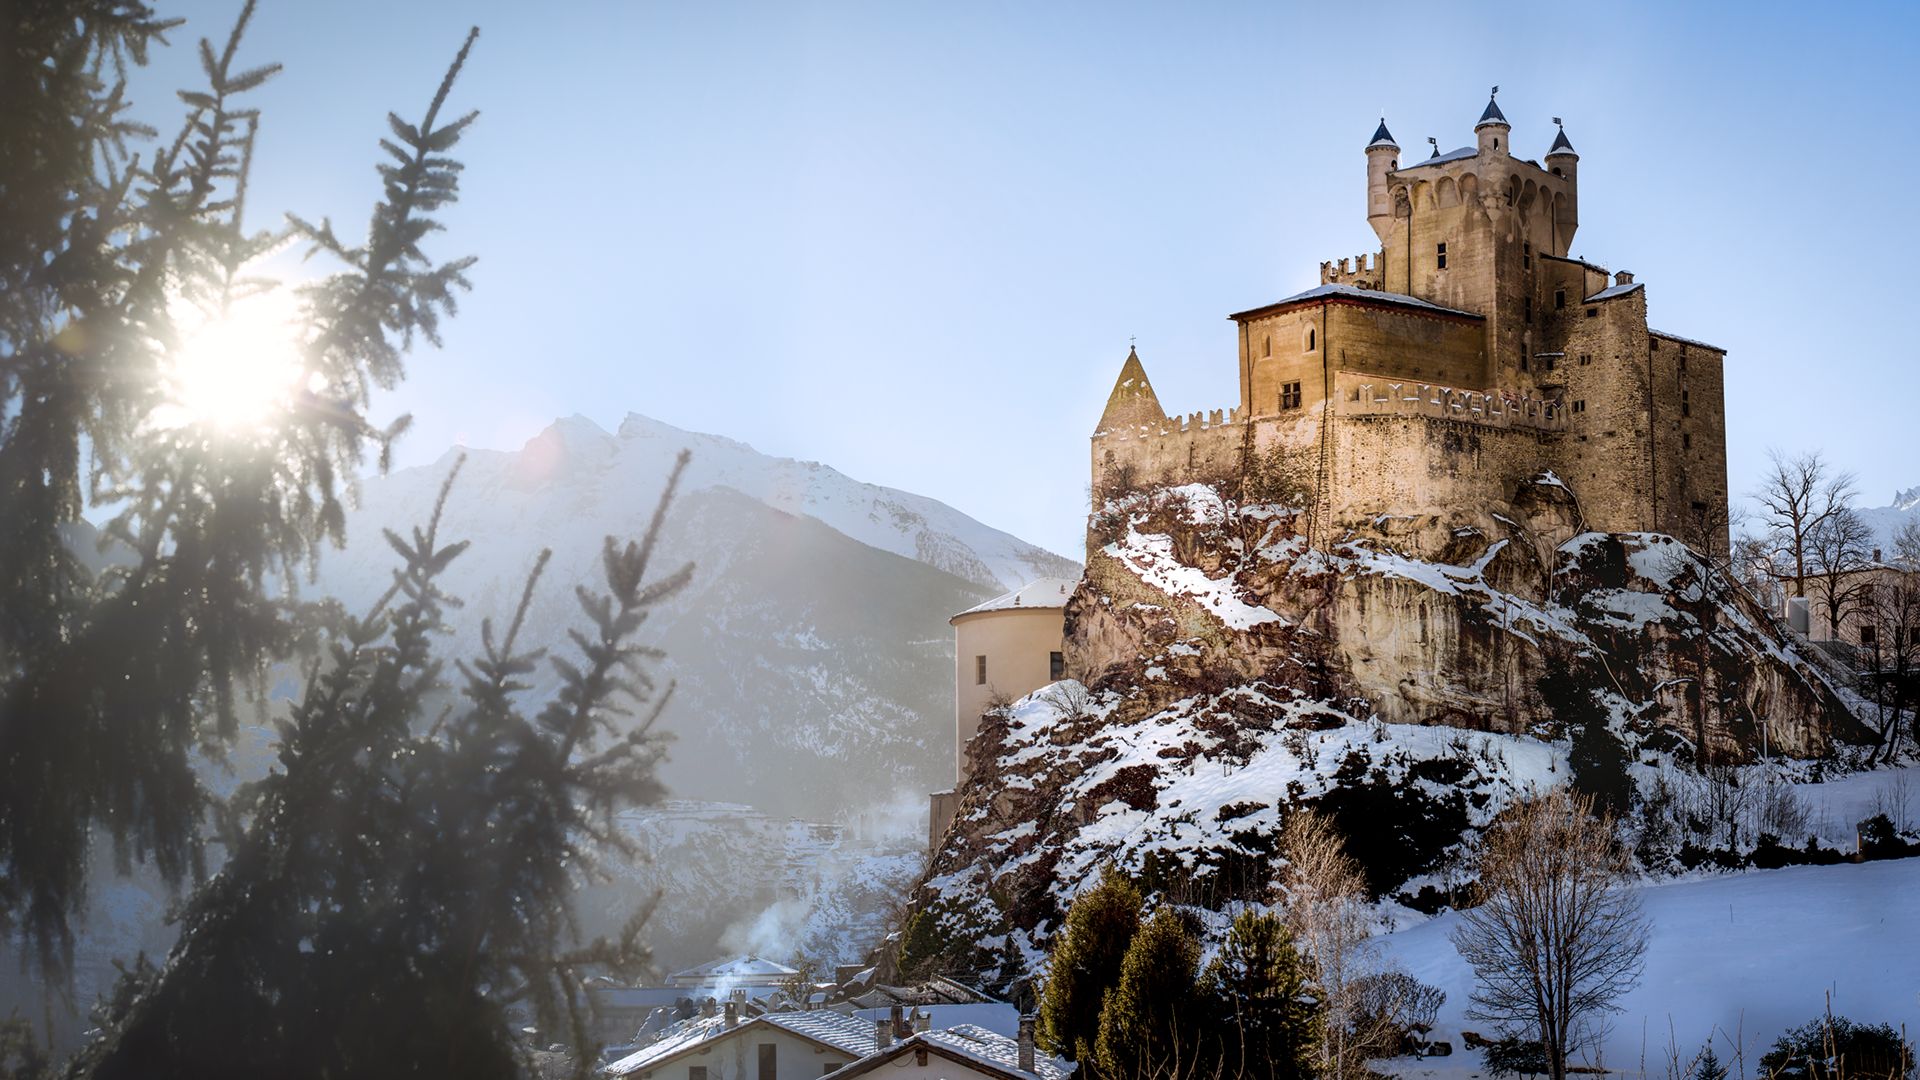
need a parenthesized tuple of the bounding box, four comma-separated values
(1382, 856, 1920, 1077)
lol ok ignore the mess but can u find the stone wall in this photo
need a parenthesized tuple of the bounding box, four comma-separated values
(1090, 408, 1245, 501)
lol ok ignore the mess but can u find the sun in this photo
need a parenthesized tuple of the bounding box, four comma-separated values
(157, 290, 308, 433)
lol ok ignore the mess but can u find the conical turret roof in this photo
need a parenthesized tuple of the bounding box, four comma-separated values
(1548, 123, 1577, 156)
(1475, 89, 1509, 129)
(1367, 118, 1398, 150)
(1094, 346, 1167, 436)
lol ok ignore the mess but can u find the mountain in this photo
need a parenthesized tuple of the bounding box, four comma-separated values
(314, 411, 1080, 819)
(1856, 485, 1920, 555)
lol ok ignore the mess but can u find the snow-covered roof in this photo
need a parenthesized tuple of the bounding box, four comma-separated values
(1476, 92, 1509, 128)
(606, 1012, 877, 1077)
(953, 578, 1077, 619)
(1541, 252, 1608, 273)
(830, 1025, 1074, 1080)
(1367, 118, 1398, 149)
(1231, 283, 1481, 321)
(1584, 281, 1643, 303)
(1650, 329, 1726, 353)
(668, 954, 799, 985)
(1548, 124, 1577, 156)
(1398, 145, 1477, 170)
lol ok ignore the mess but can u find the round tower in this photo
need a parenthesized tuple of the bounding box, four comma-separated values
(1366, 118, 1399, 243)
(1474, 87, 1510, 157)
(1546, 121, 1579, 251)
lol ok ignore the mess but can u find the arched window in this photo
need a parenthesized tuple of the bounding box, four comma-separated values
(1263, 335, 1271, 357)
(1304, 327, 1316, 352)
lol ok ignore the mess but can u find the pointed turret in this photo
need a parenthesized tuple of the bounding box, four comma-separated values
(1475, 86, 1509, 156)
(1475, 87, 1509, 130)
(1547, 121, 1577, 160)
(1366, 118, 1399, 229)
(1094, 346, 1166, 435)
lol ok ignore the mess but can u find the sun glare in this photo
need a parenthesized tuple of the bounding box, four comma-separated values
(158, 291, 308, 434)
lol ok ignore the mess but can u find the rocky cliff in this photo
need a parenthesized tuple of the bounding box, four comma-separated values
(906, 478, 1868, 990)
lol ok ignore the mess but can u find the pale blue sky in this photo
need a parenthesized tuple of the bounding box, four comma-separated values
(131, 2, 1920, 559)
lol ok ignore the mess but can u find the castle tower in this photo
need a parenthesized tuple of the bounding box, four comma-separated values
(1545, 121, 1579, 249)
(1365, 119, 1399, 243)
(1474, 87, 1509, 158)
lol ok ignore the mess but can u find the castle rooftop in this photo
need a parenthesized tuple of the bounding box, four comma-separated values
(1548, 124, 1577, 156)
(953, 577, 1076, 620)
(1229, 282, 1480, 324)
(1475, 90, 1509, 129)
(1584, 280, 1643, 303)
(1398, 145, 1477, 171)
(1367, 119, 1398, 149)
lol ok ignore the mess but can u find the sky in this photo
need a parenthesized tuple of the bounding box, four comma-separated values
(127, 1, 1920, 561)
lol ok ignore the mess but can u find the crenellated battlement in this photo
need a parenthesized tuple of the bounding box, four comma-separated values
(1319, 252, 1383, 287)
(1340, 376, 1565, 432)
(1092, 406, 1244, 443)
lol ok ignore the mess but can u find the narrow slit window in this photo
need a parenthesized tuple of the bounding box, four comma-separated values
(974, 655, 986, 685)
(1436, 242, 1447, 270)
(1523, 241, 1531, 268)
(1681, 390, 1691, 417)
(1524, 296, 1533, 323)
(1305, 328, 1315, 352)
(1683, 432, 1692, 450)
(1554, 288, 1566, 309)
(1049, 651, 1065, 681)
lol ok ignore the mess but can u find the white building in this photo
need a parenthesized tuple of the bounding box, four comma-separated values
(605, 1009, 877, 1080)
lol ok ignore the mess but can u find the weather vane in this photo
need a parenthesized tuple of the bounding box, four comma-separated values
(1553, 115, 1563, 126)
(1491, 84, 1499, 98)
(1428, 136, 1439, 156)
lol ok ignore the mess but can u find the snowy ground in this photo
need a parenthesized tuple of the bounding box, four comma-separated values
(1378, 856, 1920, 1080)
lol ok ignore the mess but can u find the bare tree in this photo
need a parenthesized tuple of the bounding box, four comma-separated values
(1280, 809, 1374, 1080)
(1751, 450, 1857, 599)
(1807, 506, 1875, 640)
(1451, 791, 1649, 1080)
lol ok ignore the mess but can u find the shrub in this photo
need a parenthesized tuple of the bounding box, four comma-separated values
(1759, 1014, 1914, 1080)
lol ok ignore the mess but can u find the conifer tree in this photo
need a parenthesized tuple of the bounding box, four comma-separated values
(4, 5, 691, 1076)
(1039, 865, 1144, 1067)
(1093, 906, 1207, 1080)
(1200, 909, 1323, 1080)
(1690, 1043, 1727, 1080)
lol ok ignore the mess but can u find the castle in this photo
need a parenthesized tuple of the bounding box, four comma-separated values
(1093, 91, 1729, 553)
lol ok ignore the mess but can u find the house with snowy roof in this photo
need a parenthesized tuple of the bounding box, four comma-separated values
(825, 1019, 1071, 1080)
(604, 1006, 879, 1080)
(1093, 89, 1731, 559)
(929, 577, 1076, 848)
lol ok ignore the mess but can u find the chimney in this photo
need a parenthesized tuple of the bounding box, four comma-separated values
(701, 997, 716, 1019)
(890, 1004, 908, 1040)
(724, 1000, 738, 1029)
(1018, 1015, 1036, 1073)
(1874, 548, 1883, 564)
(875, 1016, 893, 1050)
(914, 1008, 931, 1034)
(1614, 270, 1634, 286)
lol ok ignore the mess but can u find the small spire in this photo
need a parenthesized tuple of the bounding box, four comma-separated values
(1548, 119, 1577, 157)
(1476, 86, 1509, 129)
(1428, 136, 1439, 158)
(1367, 117, 1398, 150)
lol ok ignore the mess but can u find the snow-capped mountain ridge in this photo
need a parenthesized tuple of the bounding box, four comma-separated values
(419, 411, 1077, 592)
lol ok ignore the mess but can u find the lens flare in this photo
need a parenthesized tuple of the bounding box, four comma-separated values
(157, 292, 306, 433)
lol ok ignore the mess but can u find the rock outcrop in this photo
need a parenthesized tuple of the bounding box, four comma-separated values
(903, 480, 1867, 991)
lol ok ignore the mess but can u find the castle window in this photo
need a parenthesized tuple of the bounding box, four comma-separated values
(1524, 296, 1532, 323)
(1436, 242, 1447, 270)
(1572, 400, 1586, 414)
(1520, 355, 1529, 372)
(1554, 288, 1566, 310)
(1683, 433, 1692, 450)
(1305, 328, 1315, 352)
(1860, 625, 1878, 648)
(975, 656, 987, 685)
(1579, 353, 1592, 366)
(1523, 242, 1531, 268)
(1586, 307, 1598, 318)
(1263, 335, 1271, 357)
(1281, 381, 1303, 410)
(1681, 390, 1691, 417)
(1050, 651, 1064, 680)
(1679, 352, 1688, 371)
(691, 1068, 707, 1080)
